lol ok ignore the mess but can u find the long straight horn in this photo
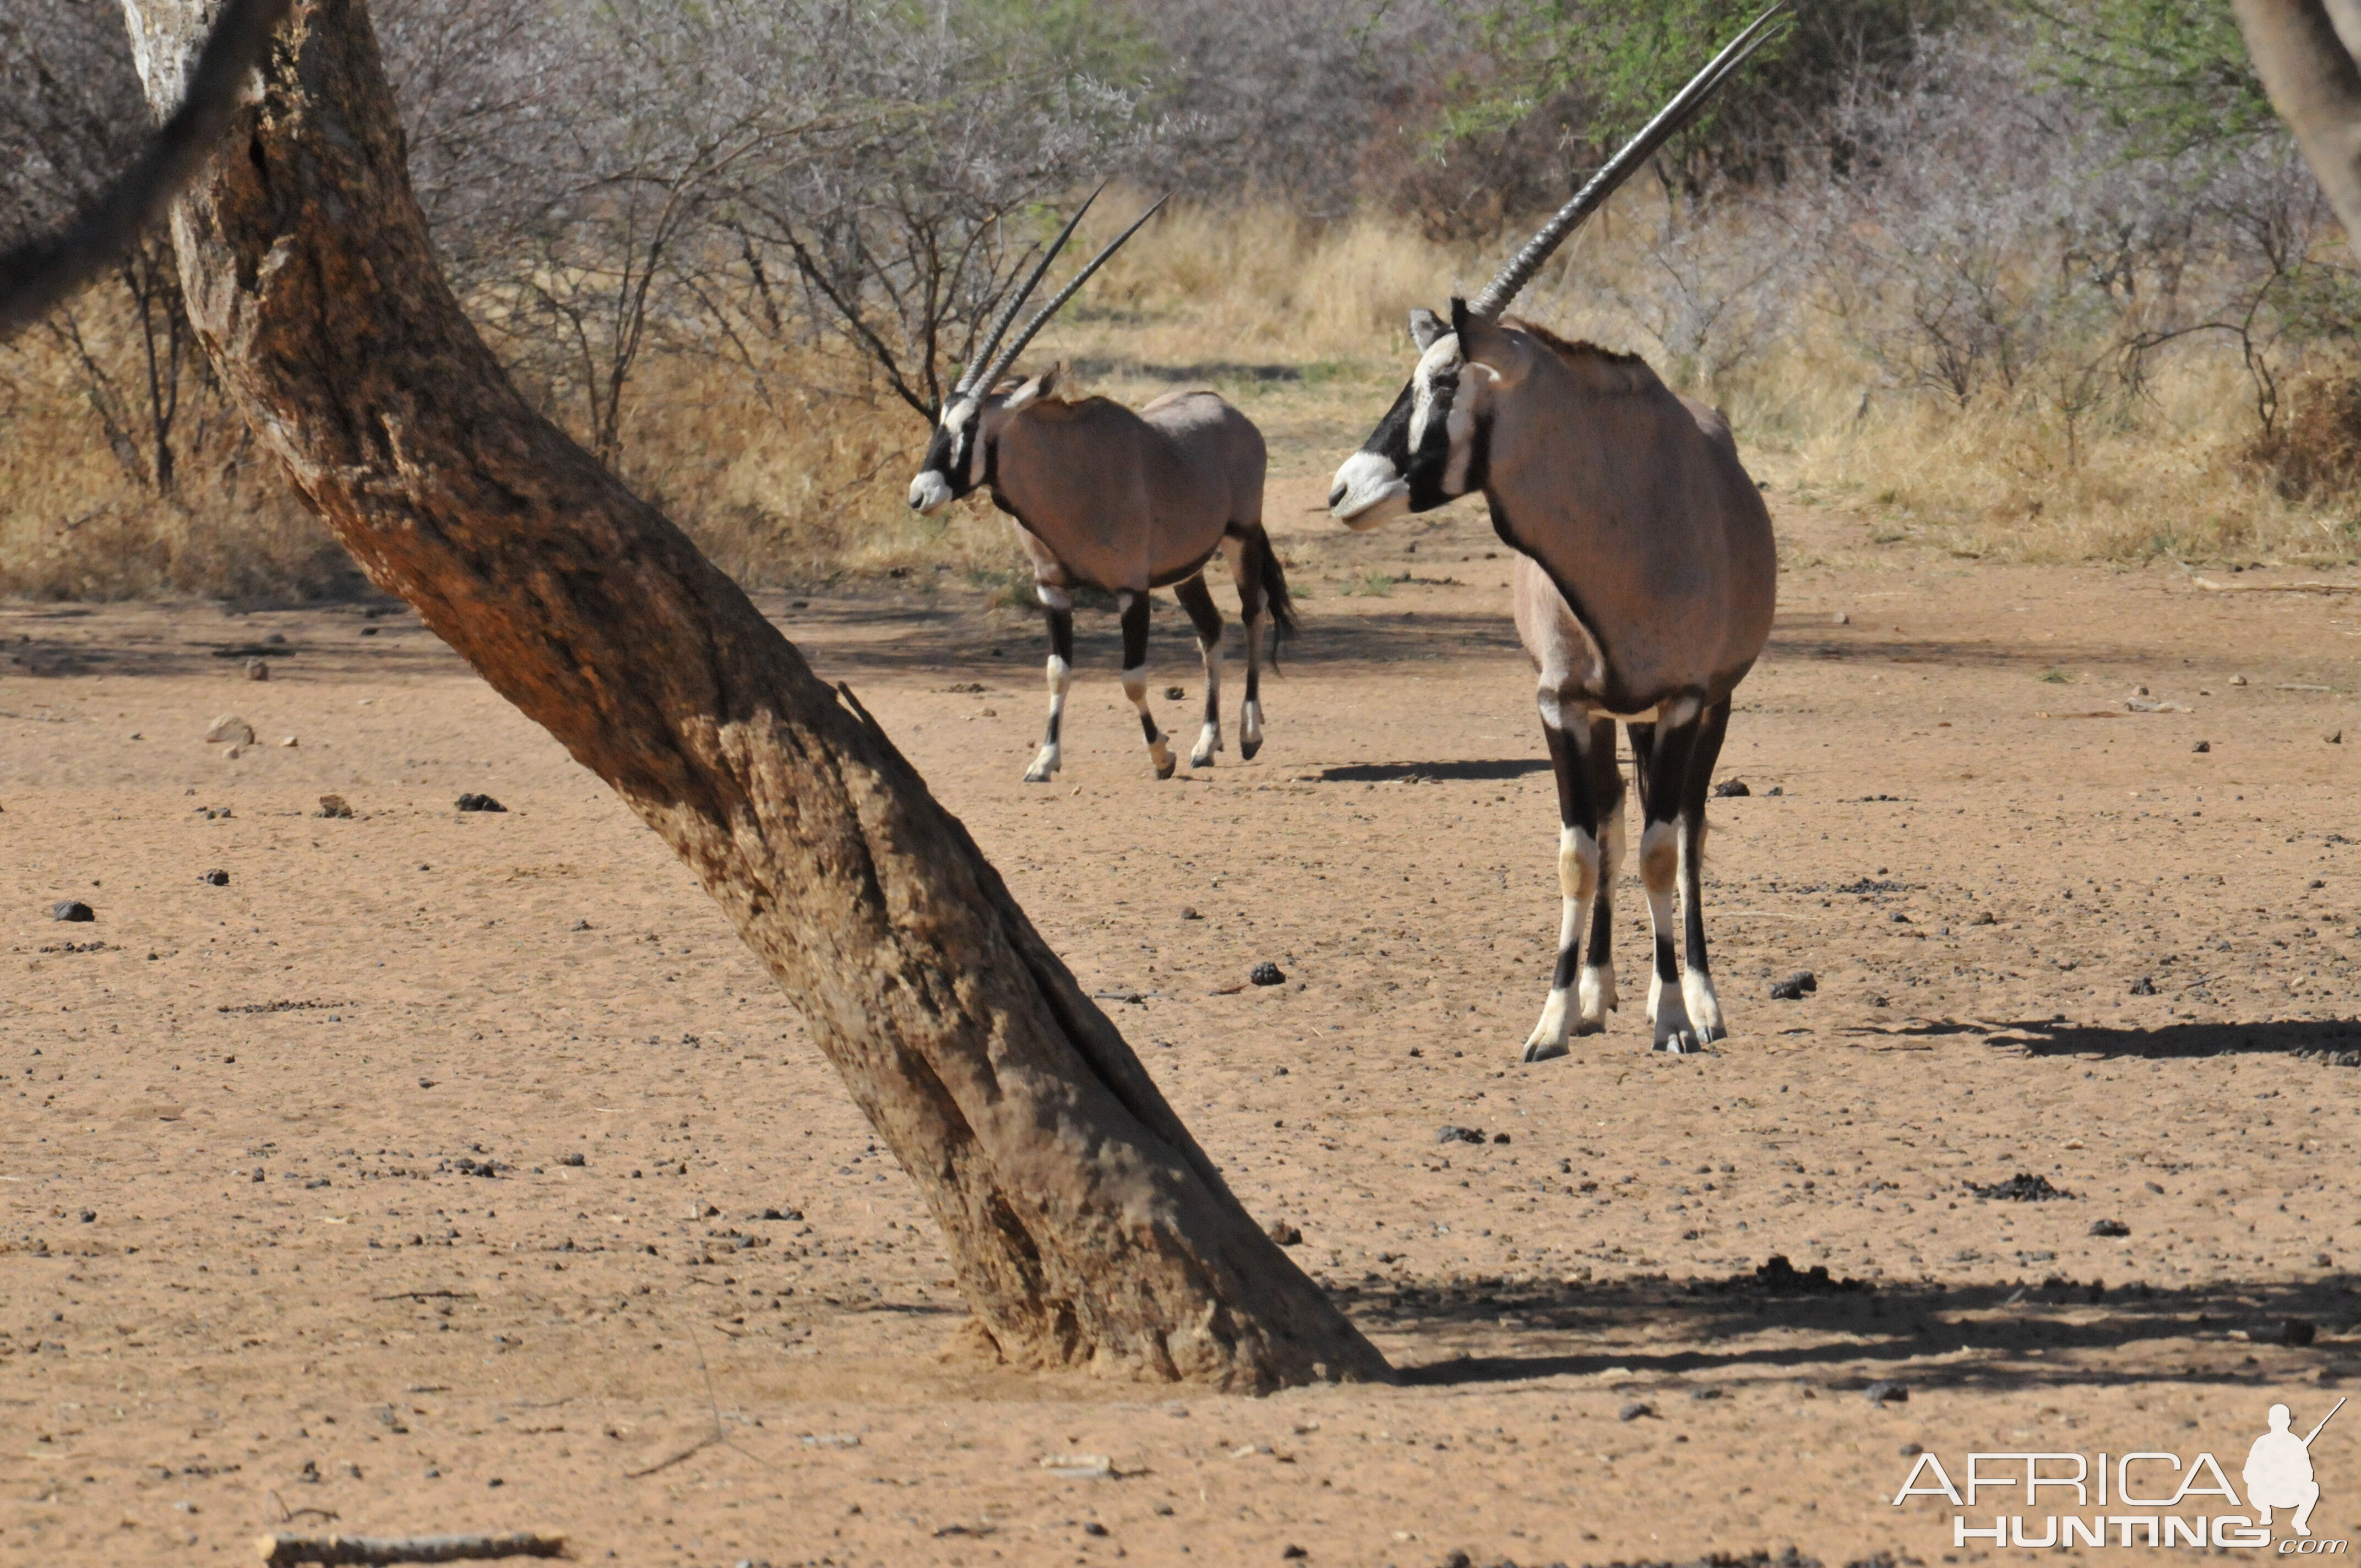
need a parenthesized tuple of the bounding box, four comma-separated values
(973, 194, 1171, 395)
(953, 183, 1107, 400)
(1467, 1, 1793, 320)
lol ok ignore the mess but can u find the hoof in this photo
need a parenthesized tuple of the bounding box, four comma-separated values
(1154, 758, 1177, 780)
(1572, 1015, 1607, 1037)
(1190, 751, 1215, 770)
(1023, 767, 1057, 784)
(1653, 1031, 1706, 1055)
(1238, 737, 1263, 761)
(1521, 1038, 1569, 1064)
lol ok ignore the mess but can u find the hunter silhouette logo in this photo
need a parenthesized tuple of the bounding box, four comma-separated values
(1891, 1395, 2347, 1550)
(2248, 1399, 2342, 1538)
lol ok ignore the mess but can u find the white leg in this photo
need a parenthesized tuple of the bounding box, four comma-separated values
(1238, 614, 1265, 760)
(1123, 663, 1176, 780)
(1117, 590, 1174, 780)
(1191, 633, 1223, 769)
(1677, 813, 1727, 1042)
(1524, 825, 1599, 1063)
(1640, 819, 1700, 1053)
(1025, 654, 1069, 783)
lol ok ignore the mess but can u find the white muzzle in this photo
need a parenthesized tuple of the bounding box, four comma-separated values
(1328, 450, 1409, 530)
(908, 470, 953, 515)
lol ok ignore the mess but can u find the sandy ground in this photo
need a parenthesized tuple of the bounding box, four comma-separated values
(6, 480, 2361, 1568)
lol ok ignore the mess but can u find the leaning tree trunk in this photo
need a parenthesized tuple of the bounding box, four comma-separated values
(116, 0, 1388, 1392)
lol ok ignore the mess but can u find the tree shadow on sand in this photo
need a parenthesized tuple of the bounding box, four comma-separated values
(1315, 759, 1553, 783)
(1883, 1016, 2361, 1068)
(1339, 1266, 2361, 1392)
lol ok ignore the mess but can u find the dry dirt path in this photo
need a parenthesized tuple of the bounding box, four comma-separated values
(4, 491, 2361, 1567)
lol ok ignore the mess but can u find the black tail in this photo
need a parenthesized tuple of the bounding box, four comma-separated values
(1243, 521, 1297, 649)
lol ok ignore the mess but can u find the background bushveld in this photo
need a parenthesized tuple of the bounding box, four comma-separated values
(3, 0, 2357, 600)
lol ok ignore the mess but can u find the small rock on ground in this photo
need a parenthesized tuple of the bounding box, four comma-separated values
(243, 658, 269, 681)
(204, 714, 254, 744)
(455, 792, 507, 813)
(199, 869, 229, 886)
(1249, 961, 1285, 986)
(1769, 970, 1816, 1000)
(317, 794, 353, 819)
(50, 900, 94, 922)
(1264, 1218, 1303, 1246)
(1967, 1172, 2074, 1201)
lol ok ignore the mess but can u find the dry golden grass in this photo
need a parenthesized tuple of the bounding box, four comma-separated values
(3, 195, 2354, 602)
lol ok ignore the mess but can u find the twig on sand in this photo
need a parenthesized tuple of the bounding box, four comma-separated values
(621, 1320, 761, 1479)
(253, 1531, 566, 1565)
(2182, 570, 2361, 596)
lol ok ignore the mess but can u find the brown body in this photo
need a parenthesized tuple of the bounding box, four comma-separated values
(1490, 325, 1776, 714)
(991, 387, 1267, 596)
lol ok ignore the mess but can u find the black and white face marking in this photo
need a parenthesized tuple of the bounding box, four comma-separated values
(1328, 306, 1484, 529)
(908, 395, 985, 514)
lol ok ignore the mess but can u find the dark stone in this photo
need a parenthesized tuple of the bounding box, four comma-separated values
(2129, 976, 2157, 996)
(455, 793, 506, 813)
(2280, 1319, 2318, 1347)
(1769, 971, 1816, 1001)
(559, 1152, 586, 1168)
(1706, 1255, 1870, 1296)
(1618, 1401, 1655, 1421)
(1265, 1218, 1303, 1246)
(1249, 961, 1286, 986)
(199, 869, 230, 886)
(49, 900, 93, 922)
(1968, 1172, 2074, 1201)
(755, 1207, 804, 1221)
(2194, 739, 2211, 753)
(317, 794, 353, 819)
(2090, 1219, 2130, 1237)
(1711, 779, 1750, 797)
(1164, 686, 1186, 701)
(1435, 1126, 1486, 1145)
(1865, 1380, 1908, 1405)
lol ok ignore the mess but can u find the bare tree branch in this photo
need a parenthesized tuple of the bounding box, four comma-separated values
(0, 0, 290, 340)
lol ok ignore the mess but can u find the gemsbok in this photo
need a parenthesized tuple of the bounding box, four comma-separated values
(1326, 7, 1788, 1058)
(909, 194, 1294, 783)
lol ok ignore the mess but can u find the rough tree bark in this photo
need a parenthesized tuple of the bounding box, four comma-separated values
(115, 0, 1389, 1392)
(2234, 0, 2361, 253)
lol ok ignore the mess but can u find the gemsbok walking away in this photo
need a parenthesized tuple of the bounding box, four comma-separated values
(1326, 7, 1788, 1058)
(909, 194, 1294, 783)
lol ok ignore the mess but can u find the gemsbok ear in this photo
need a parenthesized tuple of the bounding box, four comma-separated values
(1408, 308, 1448, 352)
(1003, 369, 1054, 411)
